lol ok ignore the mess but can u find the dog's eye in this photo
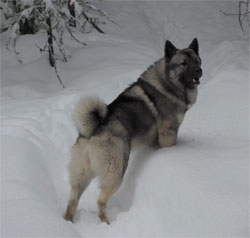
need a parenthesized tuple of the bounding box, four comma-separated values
(180, 61, 187, 66)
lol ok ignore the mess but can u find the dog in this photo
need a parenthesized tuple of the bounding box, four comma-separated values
(64, 38, 202, 224)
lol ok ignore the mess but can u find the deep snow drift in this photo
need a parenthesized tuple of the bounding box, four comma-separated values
(1, 1, 249, 237)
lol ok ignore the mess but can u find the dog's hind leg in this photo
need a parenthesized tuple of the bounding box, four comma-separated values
(97, 178, 122, 225)
(89, 135, 130, 224)
(92, 151, 126, 224)
(64, 173, 93, 222)
(64, 138, 93, 222)
(64, 186, 81, 222)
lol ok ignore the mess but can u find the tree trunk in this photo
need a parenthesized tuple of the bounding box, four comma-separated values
(68, 0, 76, 27)
(46, 17, 55, 67)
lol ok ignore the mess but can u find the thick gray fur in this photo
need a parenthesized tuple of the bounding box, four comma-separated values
(65, 38, 203, 224)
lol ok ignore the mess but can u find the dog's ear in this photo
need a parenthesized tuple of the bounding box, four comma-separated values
(165, 40, 177, 59)
(188, 38, 199, 55)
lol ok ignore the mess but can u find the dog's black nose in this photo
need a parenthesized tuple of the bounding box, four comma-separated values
(196, 68, 202, 74)
(196, 68, 202, 77)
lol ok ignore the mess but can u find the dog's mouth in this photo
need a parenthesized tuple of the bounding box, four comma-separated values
(192, 77, 200, 85)
(185, 77, 200, 89)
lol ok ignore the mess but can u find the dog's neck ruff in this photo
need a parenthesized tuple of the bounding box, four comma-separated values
(184, 87, 198, 109)
(139, 58, 197, 110)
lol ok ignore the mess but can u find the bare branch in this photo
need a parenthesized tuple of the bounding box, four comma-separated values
(220, 0, 250, 33)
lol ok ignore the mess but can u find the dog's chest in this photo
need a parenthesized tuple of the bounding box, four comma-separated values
(157, 108, 185, 132)
(176, 112, 185, 125)
(186, 88, 198, 109)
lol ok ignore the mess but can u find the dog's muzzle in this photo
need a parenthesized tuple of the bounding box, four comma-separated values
(192, 68, 202, 85)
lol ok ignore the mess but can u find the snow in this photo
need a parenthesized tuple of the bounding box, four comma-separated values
(1, 1, 249, 237)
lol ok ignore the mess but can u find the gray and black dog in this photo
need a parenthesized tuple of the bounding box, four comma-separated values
(65, 38, 202, 224)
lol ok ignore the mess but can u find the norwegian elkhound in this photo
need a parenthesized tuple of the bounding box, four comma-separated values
(64, 38, 202, 224)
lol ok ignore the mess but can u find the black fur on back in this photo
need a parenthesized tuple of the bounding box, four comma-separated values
(106, 87, 156, 138)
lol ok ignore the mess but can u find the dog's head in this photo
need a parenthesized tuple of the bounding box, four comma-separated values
(164, 38, 202, 89)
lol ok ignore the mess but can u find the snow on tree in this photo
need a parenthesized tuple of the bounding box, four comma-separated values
(0, 0, 115, 87)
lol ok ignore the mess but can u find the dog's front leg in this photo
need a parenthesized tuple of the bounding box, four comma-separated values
(157, 126, 177, 148)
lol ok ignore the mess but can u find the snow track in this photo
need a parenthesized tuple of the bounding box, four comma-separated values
(1, 1, 249, 237)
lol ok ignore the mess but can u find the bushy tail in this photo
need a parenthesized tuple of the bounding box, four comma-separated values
(73, 96, 108, 137)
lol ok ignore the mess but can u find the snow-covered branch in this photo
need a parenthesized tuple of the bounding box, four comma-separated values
(0, 0, 115, 88)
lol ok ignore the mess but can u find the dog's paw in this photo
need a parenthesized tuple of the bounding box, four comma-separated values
(99, 215, 110, 225)
(64, 213, 74, 222)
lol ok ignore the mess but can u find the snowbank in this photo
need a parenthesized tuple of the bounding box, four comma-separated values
(1, 1, 249, 237)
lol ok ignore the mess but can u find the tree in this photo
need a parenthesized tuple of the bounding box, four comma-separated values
(0, 0, 115, 88)
(220, 0, 250, 33)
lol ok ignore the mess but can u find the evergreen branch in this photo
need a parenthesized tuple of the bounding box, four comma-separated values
(81, 11, 105, 34)
(35, 44, 66, 62)
(80, 21, 92, 34)
(53, 61, 65, 88)
(52, 34, 68, 62)
(0, 26, 10, 33)
(35, 44, 47, 53)
(65, 22, 87, 46)
(83, 1, 119, 26)
(13, 38, 22, 64)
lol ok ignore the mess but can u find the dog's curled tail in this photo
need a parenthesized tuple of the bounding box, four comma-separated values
(73, 96, 108, 137)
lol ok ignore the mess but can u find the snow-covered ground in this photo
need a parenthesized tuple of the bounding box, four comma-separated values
(1, 1, 249, 237)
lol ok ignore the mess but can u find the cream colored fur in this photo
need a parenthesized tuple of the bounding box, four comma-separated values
(65, 131, 126, 224)
(140, 58, 188, 109)
(73, 96, 107, 138)
(157, 120, 177, 147)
